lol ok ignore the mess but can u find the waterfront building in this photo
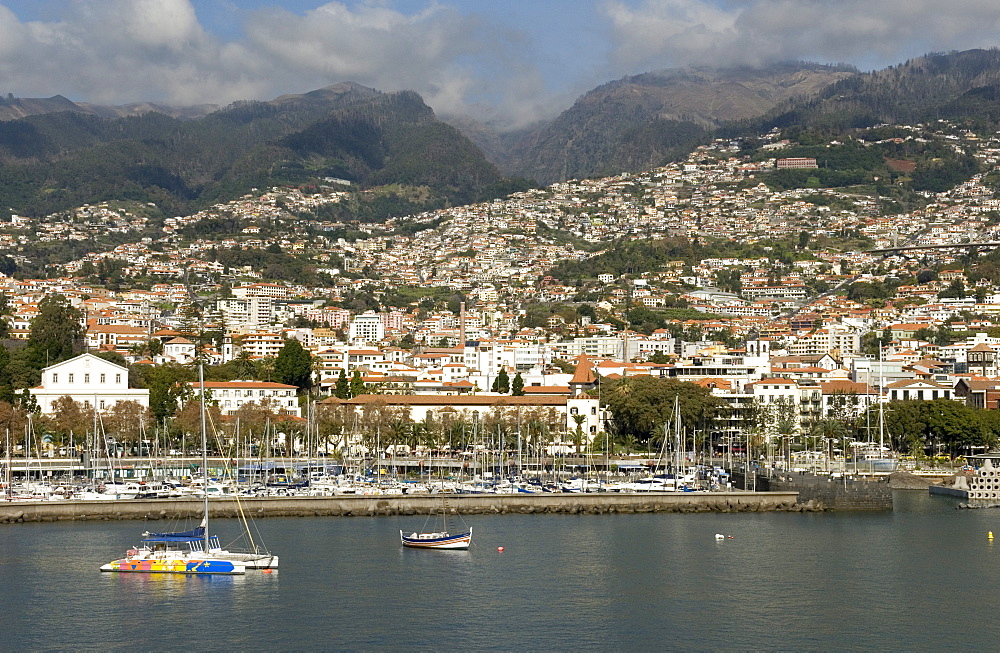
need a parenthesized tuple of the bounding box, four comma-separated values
(334, 393, 602, 444)
(884, 378, 955, 402)
(29, 353, 149, 413)
(187, 380, 301, 417)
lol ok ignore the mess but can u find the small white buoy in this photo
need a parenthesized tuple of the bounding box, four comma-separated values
(715, 534, 725, 540)
(497, 546, 505, 552)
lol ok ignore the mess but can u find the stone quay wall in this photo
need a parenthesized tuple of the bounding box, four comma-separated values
(732, 472, 893, 510)
(0, 491, 803, 524)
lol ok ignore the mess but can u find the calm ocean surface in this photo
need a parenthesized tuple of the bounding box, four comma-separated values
(2, 492, 999, 651)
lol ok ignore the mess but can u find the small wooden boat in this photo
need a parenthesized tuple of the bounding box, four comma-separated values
(400, 529, 472, 550)
(400, 496, 472, 549)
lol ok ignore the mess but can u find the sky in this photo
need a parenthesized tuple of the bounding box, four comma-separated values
(2, 0, 1000, 130)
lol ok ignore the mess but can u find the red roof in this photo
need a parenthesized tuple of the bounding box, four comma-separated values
(192, 381, 297, 389)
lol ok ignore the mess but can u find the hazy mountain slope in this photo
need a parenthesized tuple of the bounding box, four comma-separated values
(500, 63, 856, 183)
(0, 93, 218, 121)
(0, 84, 501, 218)
(0, 94, 87, 121)
(761, 49, 1000, 130)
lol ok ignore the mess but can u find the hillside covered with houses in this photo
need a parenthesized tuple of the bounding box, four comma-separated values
(4, 118, 1000, 459)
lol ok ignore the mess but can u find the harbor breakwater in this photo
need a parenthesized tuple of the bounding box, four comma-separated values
(0, 491, 805, 524)
(732, 471, 894, 510)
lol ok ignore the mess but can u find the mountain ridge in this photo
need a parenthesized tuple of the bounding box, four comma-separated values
(7, 49, 1000, 218)
(0, 83, 504, 219)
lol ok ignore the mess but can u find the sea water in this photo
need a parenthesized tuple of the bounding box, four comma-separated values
(1, 491, 998, 651)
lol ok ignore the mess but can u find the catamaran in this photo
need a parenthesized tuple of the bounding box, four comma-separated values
(101, 364, 276, 574)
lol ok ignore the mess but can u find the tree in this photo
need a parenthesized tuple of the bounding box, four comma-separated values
(0, 401, 29, 453)
(335, 369, 350, 399)
(316, 401, 353, 453)
(511, 372, 525, 396)
(571, 414, 586, 454)
(492, 368, 511, 394)
(43, 396, 90, 442)
(0, 293, 10, 339)
(227, 401, 278, 453)
(871, 399, 996, 457)
(135, 363, 194, 422)
(26, 294, 84, 368)
(173, 400, 223, 445)
(602, 376, 725, 449)
(939, 279, 967, 300)
(349, 370, 366, 398)
(103, 400, 152, 454)
(274, 338, 313, 393)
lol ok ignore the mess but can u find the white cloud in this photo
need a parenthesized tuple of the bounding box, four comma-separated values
(0, 0, 551, 127)
(240, 2, 485, 110)
(603, 0, 1000, 73)
(1, 1, 1000, 128)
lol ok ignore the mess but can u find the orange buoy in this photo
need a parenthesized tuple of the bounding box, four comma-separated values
(497, 546, 505, 552)
(263, 569, 273, 574)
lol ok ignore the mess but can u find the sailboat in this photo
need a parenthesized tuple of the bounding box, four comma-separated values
(129, 517, 278, 570)
(400, 496, 472, 550)
(101, 365, 275, 574)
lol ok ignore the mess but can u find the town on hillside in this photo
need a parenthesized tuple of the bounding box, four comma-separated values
(4, 120, 1000, 464)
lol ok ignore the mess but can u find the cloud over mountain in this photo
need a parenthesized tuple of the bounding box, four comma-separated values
(603, 0, 1000, 72)
(1, 1, 1000, 130)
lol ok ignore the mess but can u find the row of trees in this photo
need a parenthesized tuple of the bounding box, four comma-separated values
(5, 378, 999, 462)
(598, 376, 1000, 460)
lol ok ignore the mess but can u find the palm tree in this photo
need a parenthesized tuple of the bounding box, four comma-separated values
(571, 414, 586, 454)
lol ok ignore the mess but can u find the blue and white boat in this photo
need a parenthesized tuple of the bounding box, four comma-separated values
(400, 528, 472, 550)
(400, 497, 472, 549)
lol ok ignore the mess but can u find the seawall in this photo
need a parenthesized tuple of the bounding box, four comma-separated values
(0, 491, 804, 524)
(732, 472, 893, 510)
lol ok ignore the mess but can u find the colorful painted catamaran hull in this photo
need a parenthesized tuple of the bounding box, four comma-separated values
(100, 555, 245, 574)
(400, 529, 472, 550)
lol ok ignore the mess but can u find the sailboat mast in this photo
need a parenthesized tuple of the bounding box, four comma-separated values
(878, 347, 885, 454)
(5, 428, 10, 499)
(200, 363, 210, 551)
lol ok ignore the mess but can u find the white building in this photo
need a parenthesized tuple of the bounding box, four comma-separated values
(161, 337, 197, 363)
(349, 312, 385, 344)
(30, 353, 149, 413)
(218, 296, 274, 330)
(189, 380, 301, 417)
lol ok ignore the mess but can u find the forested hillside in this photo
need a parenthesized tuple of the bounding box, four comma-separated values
(0, 83, 507, 219)
(492, 63, 856, 183)
(752, 49, 1000, 131)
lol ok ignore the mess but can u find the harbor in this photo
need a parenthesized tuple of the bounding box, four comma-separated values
(1, 492, 996, 651)
(2, 453, 920, 517)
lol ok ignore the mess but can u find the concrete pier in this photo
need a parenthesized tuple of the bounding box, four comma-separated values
(0, 491, 805, 524)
